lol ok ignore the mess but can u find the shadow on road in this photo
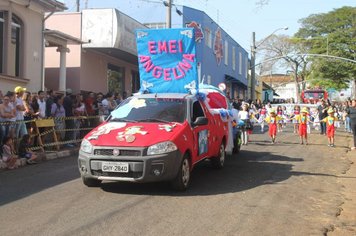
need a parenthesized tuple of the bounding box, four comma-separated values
(100, 150, 333, 196)
(0, 156, 79, 206)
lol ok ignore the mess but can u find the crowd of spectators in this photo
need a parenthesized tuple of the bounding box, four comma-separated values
(0, 87, 125, 169)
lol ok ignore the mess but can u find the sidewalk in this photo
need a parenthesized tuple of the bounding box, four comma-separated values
(0, 147, 79, 170)
(330, 134, 356, 235)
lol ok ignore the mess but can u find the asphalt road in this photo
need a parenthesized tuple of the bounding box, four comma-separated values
(0, 126, 352, 236)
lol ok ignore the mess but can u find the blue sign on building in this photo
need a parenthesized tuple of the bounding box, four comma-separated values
(136, 28, 198, 93)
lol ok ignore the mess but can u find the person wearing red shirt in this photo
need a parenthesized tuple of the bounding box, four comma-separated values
(297, 108, 309, 145)
(322, 108, 338, 147)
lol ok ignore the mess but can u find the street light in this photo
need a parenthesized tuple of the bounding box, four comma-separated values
(163, 0, 182, 28)
(250, 27, 288, 100)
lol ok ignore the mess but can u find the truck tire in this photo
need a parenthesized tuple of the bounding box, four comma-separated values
(211, 142, 225, 169)
(171, 154, 191, 191)
(82, 177, 102, 187)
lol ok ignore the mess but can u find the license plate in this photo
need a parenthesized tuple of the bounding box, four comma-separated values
(101, 162, 129, 173)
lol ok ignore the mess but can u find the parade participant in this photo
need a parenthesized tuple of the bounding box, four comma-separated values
(258, 105, 268, 132)
(292, 105, 301, 134)
(238, 104, 251, 145)
(296, 107, 310, 145)
(318, 100, 328, 135)
(282, 105, 288, 128)
(265, 109, 282, 144)
(276, 105, 283, 132)
(322, 108, 338, 147)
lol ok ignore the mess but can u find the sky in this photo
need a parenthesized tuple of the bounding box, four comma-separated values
(60, 0, 355, 51)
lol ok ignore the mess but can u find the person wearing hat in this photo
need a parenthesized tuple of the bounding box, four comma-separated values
(296, 107, 310, 145)
(265, 108, 282, 144)
(14, 86, 28, 139)
(321, 107, 338, 147)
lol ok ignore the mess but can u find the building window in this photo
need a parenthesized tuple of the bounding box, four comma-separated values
(239, 51, 242, 75)
(232, 46, 236, 71)
(204, 28, 212, 48)
(0, 12, 4, 73)
(224, 40, 228, 65)
(10, 14, 22, 77)
(107, 64, 125, 97)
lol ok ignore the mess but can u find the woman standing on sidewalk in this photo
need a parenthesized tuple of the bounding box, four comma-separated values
(347, 99, 356, 150)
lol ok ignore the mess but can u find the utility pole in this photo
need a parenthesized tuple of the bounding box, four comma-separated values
(166, 0, 172, 28)
(250, 32, 256, 101)
(76, 0, 80, 12)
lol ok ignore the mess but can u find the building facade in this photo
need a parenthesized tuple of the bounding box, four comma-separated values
(44, 6, 249, 99)
(45, 9, 146, 96)
(181, 7, 249, 100)
(0, 0, 65, 93)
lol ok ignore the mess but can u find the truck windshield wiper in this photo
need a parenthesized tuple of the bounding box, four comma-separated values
(110, 118, 137, 123)
(137, 118, 170, 123)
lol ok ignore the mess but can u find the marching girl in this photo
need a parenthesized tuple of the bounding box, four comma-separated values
(296, 108, 310, 145)
(258, 105, 268, 132)
(292, 105, 301, 134)
(322, 108, 338, 147)
(276, 105, 284, 132)
(282, 105, 288, 128)
(238, 104, 251, 145)
(265, 109, 282, 144)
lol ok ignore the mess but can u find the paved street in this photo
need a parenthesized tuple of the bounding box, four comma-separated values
(0, 126, 354, 236)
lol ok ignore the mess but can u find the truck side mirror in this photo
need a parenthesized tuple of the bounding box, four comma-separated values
(193, 116, 208, 126)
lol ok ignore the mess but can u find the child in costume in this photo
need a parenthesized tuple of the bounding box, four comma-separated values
(322, 108, 338, 147)
(258, 105, 268, 132)
(296, 107, 310, 145)
(276, 105, 283, 132)
(282, 105, 288, 128)
(292, 105, 301, 134)
(265, 109, 282, 144)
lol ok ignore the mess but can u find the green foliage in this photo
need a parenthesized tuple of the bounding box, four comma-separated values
(294, 6, 356, 91)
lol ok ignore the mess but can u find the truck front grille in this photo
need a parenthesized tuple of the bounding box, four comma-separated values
(94, 149, 141, 156)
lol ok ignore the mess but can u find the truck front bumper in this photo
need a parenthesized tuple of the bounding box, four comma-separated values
(78, 148, 184, 183)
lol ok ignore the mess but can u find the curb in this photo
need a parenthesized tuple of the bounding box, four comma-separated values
(0, 148, 79, 171)
(44, 148, 79, 160)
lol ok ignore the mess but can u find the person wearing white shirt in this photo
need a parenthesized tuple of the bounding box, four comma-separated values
(37, 90, 46, 119)
(14, 86, 27, 139)
(238, 104, 250, 145)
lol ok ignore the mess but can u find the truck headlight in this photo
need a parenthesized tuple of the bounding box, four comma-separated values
(80, 139, 93, 154)
(147, 141, 177, 155)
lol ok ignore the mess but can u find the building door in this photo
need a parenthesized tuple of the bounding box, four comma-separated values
(107, 64, 125, 96)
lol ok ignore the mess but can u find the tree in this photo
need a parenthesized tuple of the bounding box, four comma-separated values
(256, 34, 311, 102)
(294, 6, 356, 93)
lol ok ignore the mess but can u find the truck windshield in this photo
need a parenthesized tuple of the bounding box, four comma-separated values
(110, 97, 186, 123)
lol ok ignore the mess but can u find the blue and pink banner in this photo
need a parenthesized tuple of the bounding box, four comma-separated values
(136, 28, 198, 93)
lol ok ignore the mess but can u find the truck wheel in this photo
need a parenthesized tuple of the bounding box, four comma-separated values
(82, 177, 102, 187)
(171, 154, 190, 191)
(211, 143, 225, 169)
